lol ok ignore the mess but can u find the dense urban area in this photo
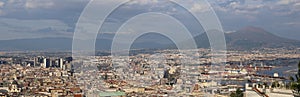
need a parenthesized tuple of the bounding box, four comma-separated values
(0, 48, 299, 97)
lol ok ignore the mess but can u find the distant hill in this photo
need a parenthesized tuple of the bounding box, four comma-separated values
(0, 33, 174, 51)
(0, 26, 299, 51)
(193, 26, 300, 50)
(0, 38, 73, 51)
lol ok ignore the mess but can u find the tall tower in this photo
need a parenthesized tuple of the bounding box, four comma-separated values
(42, 58, 47, 68)
(46, 59, 51, 68)
(33, 57, 37, 67)
(59, 58, 64, 70)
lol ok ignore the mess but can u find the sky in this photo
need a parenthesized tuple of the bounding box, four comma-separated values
(0, 0, 299, 40)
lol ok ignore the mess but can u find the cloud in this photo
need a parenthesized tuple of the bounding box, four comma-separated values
(128, 0, 158, 5)
(284, 22, 300, 26)
(276, 0, 295, 5)
(0, 1, 4, 7)
(190, 3, 210, 13)
(0, 0, 299, 41)
(212, 0, 265, 15)
(0, 18, 71, 40)
(25, 0, 54, 9)
(0, 1, 4, 15)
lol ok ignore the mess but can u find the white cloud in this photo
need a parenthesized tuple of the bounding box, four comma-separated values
(293, 2, 300, 12)
(190, 3, 210, 13)
(225, 30, 236, 34)
(277, 0, 295, 5)
(0, 1, 4, 7)
(284, 22, 300, 25)
(211, 0, 300, 17)
(128, 0, 158, 5)
(0, 1, 4, 15)
(0, 0, 299, 40)
(0, 18, 71, 40)
(212, 0, 263, 15)
(25, 0, 54, 9)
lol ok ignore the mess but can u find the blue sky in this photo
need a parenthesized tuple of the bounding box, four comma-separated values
(0, 0, 299, 40)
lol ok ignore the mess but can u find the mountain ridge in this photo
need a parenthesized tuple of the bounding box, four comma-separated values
(0, 26, 299, 51)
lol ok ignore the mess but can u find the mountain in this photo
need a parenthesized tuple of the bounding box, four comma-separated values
(0, 26, 299, 51)
(192, 26, 300, 50)
(0, 33, 174, 51)
(0, 38, 73, 51)
(226, 26, 300, 49)
(96, 33, 176, 50)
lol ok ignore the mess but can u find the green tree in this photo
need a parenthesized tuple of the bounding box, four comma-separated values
(272, 81, 280, 88)
(230, 88, 244, 97)
(290, 61, 300, 97)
